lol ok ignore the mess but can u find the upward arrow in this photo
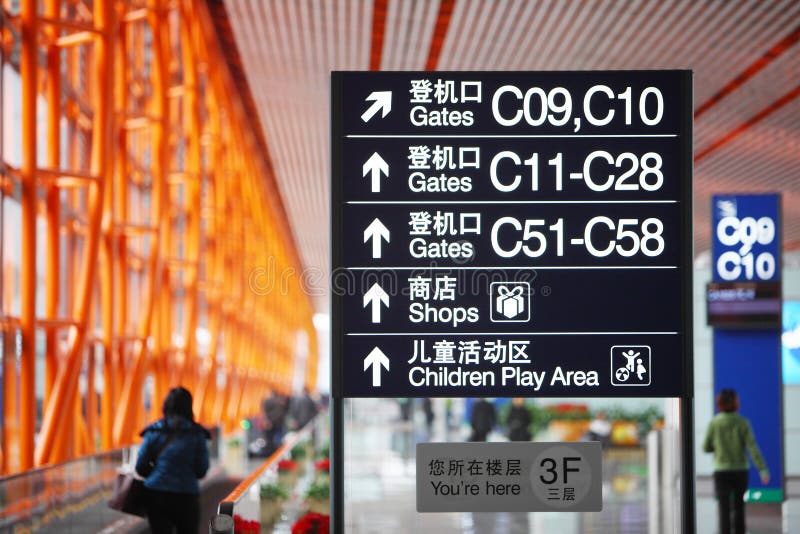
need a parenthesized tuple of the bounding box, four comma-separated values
(363, 282, 389, 323)
(362, 152, 389, 193)
(361, 91, 392, 122)
(364, 347, 390, 387)
(363, 218, 390, 259)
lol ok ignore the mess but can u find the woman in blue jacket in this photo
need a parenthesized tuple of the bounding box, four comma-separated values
(136, 386, 210, 534)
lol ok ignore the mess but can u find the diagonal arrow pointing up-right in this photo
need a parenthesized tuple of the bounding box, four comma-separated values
(361, 91, 392, 122)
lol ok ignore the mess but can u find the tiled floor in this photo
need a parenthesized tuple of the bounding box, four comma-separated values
(342, 399, 792, 533)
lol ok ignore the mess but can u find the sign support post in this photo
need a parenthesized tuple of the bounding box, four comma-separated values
(331, 70, 345, 534)
(682, 397, 695, 532)
(680, 72, 696, 534)
(331, 397, 344, 533)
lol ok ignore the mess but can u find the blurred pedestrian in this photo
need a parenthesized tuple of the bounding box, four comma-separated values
(421, 398, 435, 431)
(501, 399, 532, 534)
(289, 388, 318, 431)
(137, 386, 210, 534)
(262, 392, 288, 455)
(506, 398, 531, 441)
(587, 411, 612, 447)
(703, 388, 769, 534)
(398, 398, 412, 421)
(444, 398, 454, 428)
(469, 398, 496, 442)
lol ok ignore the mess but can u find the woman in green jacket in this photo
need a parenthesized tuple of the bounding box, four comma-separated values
(703, 388, 769, 534)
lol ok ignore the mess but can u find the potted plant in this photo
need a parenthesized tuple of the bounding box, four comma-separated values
(304, 479, 330, 515)
(291, 443, 309, 460)
(259, 482, 288, 527)
(605, 405, 664, 446)
(545, 403, 592, 441)
(291, 443, 309, 473)
(314, 457, 330, 473)
(315, 441, 330, 460)
(278, 458, 299, 487)
(224, 436, 244, 466)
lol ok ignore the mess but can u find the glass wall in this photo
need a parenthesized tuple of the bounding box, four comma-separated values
(342, 396, 689, 534)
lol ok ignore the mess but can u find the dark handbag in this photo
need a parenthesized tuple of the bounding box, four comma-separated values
(108, 473, 148, 517)
(108, 430, 175, 516)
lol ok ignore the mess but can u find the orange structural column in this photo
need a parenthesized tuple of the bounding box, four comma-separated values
(43, 0, 61, 412)
(19, 0, 39, 472)
(35, 0, 112, 466)
(112, 0, 168, 446)
(178, 0, 202, 388)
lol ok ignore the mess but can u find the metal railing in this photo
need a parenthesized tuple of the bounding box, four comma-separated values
(211, 412, 327, 533)
(0, 424, 223, 533)
(0, 448, 124, 532)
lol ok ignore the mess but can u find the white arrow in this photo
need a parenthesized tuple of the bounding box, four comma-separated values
(361, 91, 392, 122)
(364, 347, 390, 387)
(363, 282, 389, 323)
(363, 218, 390, 259)
(362, 152, 389, 193)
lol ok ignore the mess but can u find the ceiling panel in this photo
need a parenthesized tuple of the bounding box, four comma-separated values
(219, 0, 800, 311)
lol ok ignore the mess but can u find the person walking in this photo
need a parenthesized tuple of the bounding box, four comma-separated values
(421, 398, 435, 432)
(703, 388, 769, 534)
(587, 411, 612, 447)
(469, 398, 496, 442)
(262, 392, 289, 455)
(137, 387, 210, 534)
(504, 399, 532, 534)
(289, 388, 318, 431)
(506, 398, 532, 441)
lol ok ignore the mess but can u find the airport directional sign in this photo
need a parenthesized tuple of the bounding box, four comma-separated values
(331, 71, 693, 398)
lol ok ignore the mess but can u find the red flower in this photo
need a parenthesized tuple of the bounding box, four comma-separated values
(233, 514, 260, 534)
(291, 512, 330, 534)
(278, 459, 298, 472)
(314, 458, 330, 472)
(551, 403, 588, 413)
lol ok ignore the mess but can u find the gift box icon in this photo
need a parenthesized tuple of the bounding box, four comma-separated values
(490, 282, 530, 322)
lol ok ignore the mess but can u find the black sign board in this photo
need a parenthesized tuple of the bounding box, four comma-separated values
(332, 71, 693, 399)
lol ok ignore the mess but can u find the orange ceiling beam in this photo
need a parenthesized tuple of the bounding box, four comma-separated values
(695, 23, 800, 118)
(370, 0, 389, 70)
(696, 83, 800, 162)
(425, 0, 456, 71)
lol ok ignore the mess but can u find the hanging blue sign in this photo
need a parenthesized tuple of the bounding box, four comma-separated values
(711, 193, 784, 503)
(712, 194, 780, 282)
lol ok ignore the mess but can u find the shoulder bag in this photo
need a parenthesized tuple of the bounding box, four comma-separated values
(108, 430, 176, 517)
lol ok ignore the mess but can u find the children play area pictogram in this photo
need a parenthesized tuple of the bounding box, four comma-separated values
(610, 345, 651, 386)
